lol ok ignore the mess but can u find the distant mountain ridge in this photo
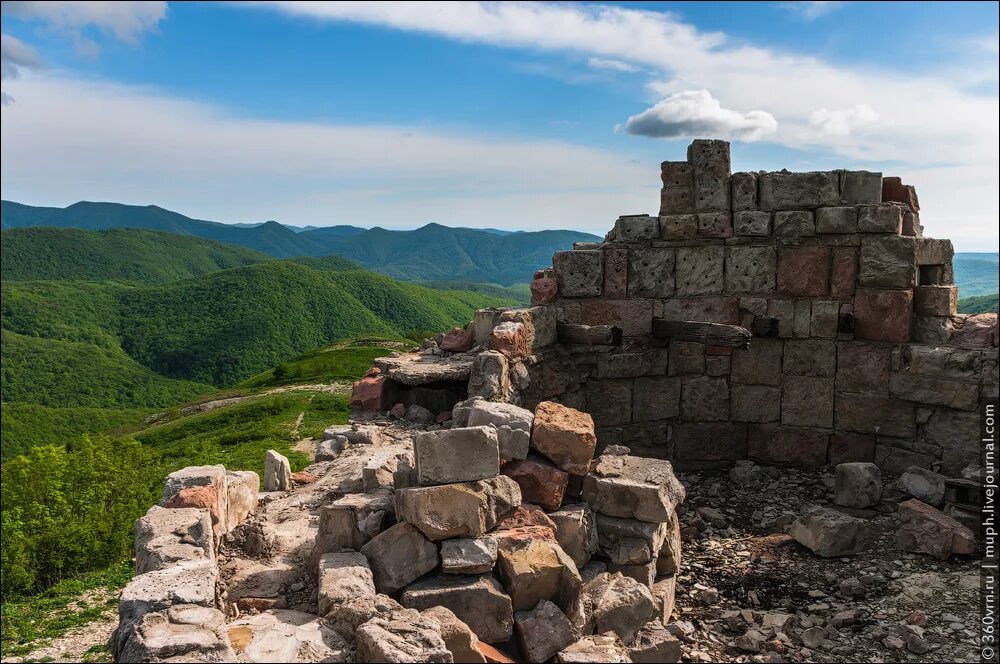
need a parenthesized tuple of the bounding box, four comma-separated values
(2, 200, 600, 284)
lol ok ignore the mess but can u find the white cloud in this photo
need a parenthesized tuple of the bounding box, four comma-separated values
(808, 104, 879, 137)
(1, 1, 167, 44)
(776, 2, 846, 21)
(587, 57, 639, 73)
(1, 33, 43, 79)
(624, 89, 777, 141)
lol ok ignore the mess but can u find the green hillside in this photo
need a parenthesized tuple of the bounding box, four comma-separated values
(1, 227, 270, 283)
(0, 403, 153, 461)
(954, 253, 999, 298)
(421, 280, 532, 305)
(957, 293, 999, 314)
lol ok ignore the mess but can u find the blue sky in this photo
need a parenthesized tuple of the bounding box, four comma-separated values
(1, 1, 997, 249)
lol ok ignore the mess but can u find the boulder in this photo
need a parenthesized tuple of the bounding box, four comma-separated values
(316, 437, 344, 461)
(515, 600, 578, 663)
(790, 508, 868, 557)
(324, 593, 403, 639)
(549, 504, 599, 569)
(556, 634, 631, 663)
(423, 606, 487, 664)
(315, 489, 394, 557)
(468, 401, 534, 432)
(360, 522, 438, 593)
(574, 572, 657, 644)
(531, 401, 597, 475)
(897, 498, 976, 559)
(395, 476, 521, 541)
(356, 609, 453, 663)
(317, 552, 376, 616)
(401, 574, 515, 644)
(899, 467, 947, 507)
(441, 537, 499, 575)
(629, 621, 682, 663)
(118, 605, 235, 663)
(440, 327, 474, 353)
(581, 455, 685, 523)
(227, 609, 351, 662)
(263, 450, 292, 492)
(596, 514, 668, 566)
(134, 506, 215, 575)
(502, 457, 569, 511)
(416, 427, 500, 485)
(225, 470, 259, 531)
(496, 426, 531, 461)
(161, 465, 229, 535)
(497, 503, 557, 531)
(496, 539, 582, 612)
(652, 576, 677, 624)
(834, 462, 882, 508)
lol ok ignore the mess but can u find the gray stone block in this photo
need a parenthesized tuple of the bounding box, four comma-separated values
(840, 170, 882, 205)
(731, 172, 758, 210)
(815, 206, 858, 233)
(627, 248, 675, 298)
(733, 210, 770, 236)
(675, 246, 724, 296)
(554, 250, 603, 297)
(415, 426, 500, 486)
(724, 245, 776, 293)
(859, 236, 916, 288)
(858, 204, 903, 233)
(759, 171, 840, 210)
(614, 215, 659, 242)
(773, 210, 815, 236)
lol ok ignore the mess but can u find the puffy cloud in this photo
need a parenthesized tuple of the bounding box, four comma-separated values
(1, 33, 43, 80)
(1, 1, 167, 44)
(587, 57, 639, 73)
(623, 89, 777, 141)
(809, 104, 879, 137)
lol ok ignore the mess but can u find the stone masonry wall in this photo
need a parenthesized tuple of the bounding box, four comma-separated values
(519, 139, 998, 474)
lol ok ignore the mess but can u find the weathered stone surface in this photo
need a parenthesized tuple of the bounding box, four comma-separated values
(660, 295, 739, 325)
(889, 373, 980, 411)
(117, 559, 218, 649)
(854, 288, 912, 343)
(575, 572, 657, 643)
(731, 172, 758, 210)
(730, 385, 780, 422)
(515, 600, 578, 663)
(597, 350, 669, 379)
(581, 455, 685, 523)
(697, 211, 732, 238)
(162, 465, 228, 527)
(502, 457, 569, 511)
(603, 247, 628, 298)
(951, 313, 999, 349)
(355, 609, 452, 663)
(531, 401, 597, 475)
(134, 507, 215, 575)
(781, 376, 833, 428)
(747, 425, 828, 468)
(440, 326, 474, 352)
(733, 210, 770, 236)
(359, 522, 438, 594)
(632, 376, 681, 422)
(835, 392, 916, 438)
(549, 504, 599, 569)
(680, 375, 729, 422)
(875, 444, 936, 474)
(659, 214, 698, 240)
(596, 514, 667, 565)
(489, 321, 528, 359)
(841, 170, 882, 204)
(777, 246, 830, 296)
(899, 467, 946, 507)
(225, 470, 259, 532)
(581, 299, 654, 337)
(468, 351, 512, 402)
(689, 139, 731, 212)
(830, 247, 858, 300)
(416, 426, 500, 486)
(731, 338, 782, 386)
(554, 251, 603, 297)
(773, 210, 815, 236)
(816, 206, 858, 233)
(790, 508, 867, 557)
(894, 343, 982, 380)
(922, 407, 981, 476)
(724, 245, 776, 294)
(396, 476, 521, 541)
(315, 490, 394, 557)
(858, 204, 903, 233)
(835, 462, 882, 508)
(119, 605, 235, 664)
(897, 499, 976, 560)
(318, 552, 375, 616)
(263, 450, 292, 492)
(783, 339, 835, 377)
(614, 215, 659, 242)
(422, 606, 487, 664)
(557, 634, 631, 663)
(810, 300, 840, 338)
(496, 539, 581, 612)
(227, 609, 350, 663)
(402, 574, 515, 644)
(759, 171, 840, 210)
(828, 433, 876, 465)
(352, 374, 386, 411)
(627, 247, 675, 298)
(914, 285, 957, 316)
(675, 245, 724, 296)
(837, 341, 891, 394)
(630, 621, 682, 663)
(859, 236, 917, 288)
(441, 537, 499, 575)
(671, 422, 748, 469)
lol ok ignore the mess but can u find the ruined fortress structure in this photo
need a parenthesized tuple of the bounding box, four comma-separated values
(357, 139, 998, 477)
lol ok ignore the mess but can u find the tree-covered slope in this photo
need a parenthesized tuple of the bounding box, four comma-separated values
(957, 293, 999, 314)
(954, 253, 1000, 298)
(1, 227, 270, 283)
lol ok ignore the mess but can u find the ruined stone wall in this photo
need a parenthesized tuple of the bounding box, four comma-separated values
(520, 140, 998, 474)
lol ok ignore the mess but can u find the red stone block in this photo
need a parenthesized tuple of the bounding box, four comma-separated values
(830, 248, 858, 301)
(164, 486, 221, 533)
(489, 322, 528, 359)
(501, 458, 569, 511)
(351, 375, 386, 411)
(603, 247, 628, 299)
(440, 326, 473, 352)
(882, 176, 920, 211)
(496, 503, 557, 531)
(828, 433, 876, 465)
(530, 276, 558, 305)
(854, 288, 912, 343)
(291, 471, 317, 485)
(581, 299, 653, 337)
(777, 246, 830, 297)
(705, 345, 733, 356)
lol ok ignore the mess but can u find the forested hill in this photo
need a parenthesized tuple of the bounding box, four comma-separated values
(2, 200, 601, 284)
(1, 227, 272, 283)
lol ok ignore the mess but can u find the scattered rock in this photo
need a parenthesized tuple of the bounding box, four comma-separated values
(441, 537, 499, 575)
(355, 608, 452, 663)
(896, 498, 976, 560)
(834, 462, 882, 508)
(514, 599, 578, 663)
(899, 467, 947, 507)
(263, 450, 292, 492)
(359, 522, 438, 593)
(790, 507, 868, 557)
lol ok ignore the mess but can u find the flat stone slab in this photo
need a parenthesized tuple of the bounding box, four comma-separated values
(374, 354, 474, 386)
(401, 574, 515, 644)
(227, 609, 351, 662)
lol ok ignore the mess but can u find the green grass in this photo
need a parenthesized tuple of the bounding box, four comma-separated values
(237, 339, 414, 389)
(0, 562, 132, 659)
(1, 403, 153, 461)
(957, 292, 998, 314)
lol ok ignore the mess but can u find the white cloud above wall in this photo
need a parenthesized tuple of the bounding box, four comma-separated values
(623, 90, 777, 142)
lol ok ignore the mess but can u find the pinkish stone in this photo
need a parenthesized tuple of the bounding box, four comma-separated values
(441, 327, 474, 352)
(291, 471, 317, 485)
(390, 403, 406, 419)
(501, 458, 569, 511)
(490, 322, 528, 359)
(603, 247, 628, 299)
(496, 503, 557, 531)
(777, 247, 830, 297)
(164, 486, 221, 535)
(351, 375, 386, 411)
(897, 499, 976, 559)
(830, 248, 858, 301)
(581, 299, 654, 337)
(950, 313, 998, 349)
(854, 289, 912, 343)
(531, 277, 559, 305)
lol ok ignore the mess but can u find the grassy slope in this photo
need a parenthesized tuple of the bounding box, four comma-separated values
(1, 403, 153, 461)
(1, 227, 270, 283)
(957, 293, 999, 314)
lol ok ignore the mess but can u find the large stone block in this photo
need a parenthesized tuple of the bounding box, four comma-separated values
(316, 490, 394, 556)
(724, 246, 776, 294)
(811, 300, 840, 338)
(758, 171, 840, 210)
(854, 288, 912, 343)
(263, 451, 292, 492)
(515, 600, 577, 663)
(830, 247, 858, 300)
(883, 176, 919, 210)
(554, 251, 603, 298)
(914, 285, 957, 316)
(835, 393, 916, 438)
(837, 341, 892, 394)
(118, 605, 235, 664)
(531, 401, 597, 475)
(670, 423, 748, 468)
(660, 295, 739, 325)
(401, 574, 514, 644)
(613, 215, 659, 242)
(416, 427, 500, 486)
(162, 465, 228, 530)
(354, 609, 451, 663)
(859, 236, 917, 288)
(773, 210, 815, 236)
(730, 172, 758, 211)
(896, 499, 976, 560)
(816, 207, 858, 233)
(680, 375, 729, 422)
(395, 476, 521, 541)
(422, 606, 487, 664)
(575, 572, 657, 644)
(584, 379, 633, 427)
(697, 211, 732, 238)
(834, 462, 882, 508)
(668, 341, 705, 375)
(730, 385, 781, 422)
(595, 514, 668, 566)
(731, 338, 782, 385)
(632, 376, 681, 422)
(828, 433, 876, 465)
(627, 248, 675, 298)
(777, 246, 830, 297)
(790, 508, 867, 557)
(661, 160, 692, 188)
(602, 247, 628, 299)
(134, 507, 215, 575)
(675, 246, 724, 296)
(915, 238, 954, 265)
(781, 376, 834, 428)
(360, 522, 438, 594)
(889, 374, 979, 411)
(748, 425, 828, 467)
(840, 170, 882, 204)
(689, 139, 731, 212)
(441, 537, 498, 575)
(502, 458, 569, 511)
(733, 210, 770, 236)
(875, 444, 936, 474)
(597, 350, 669, 379)
(660, 186, 695, 216)
(580, 299, 653, 337)
(227, 609, 350, 663)
(767, 298, 795, 337)
(858, 204, 903, 233)
(922, 408, 981, 476)
(581, 455, 686, 523)
(549, 504, 598, 569)
(783, 339, 835, 376)
(496, 539, 581, 612)
(468, 351, 512, 401)
(225, 471, 259, 532)
(318, 552, 375, 616)
(659, 214, 698, 240)
(117, 559, 218, 649)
